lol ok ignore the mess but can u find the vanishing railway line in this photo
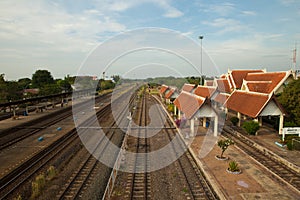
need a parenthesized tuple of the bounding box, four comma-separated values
(222, 126, 300, 192)
(0, 100, 113, 199)
(153, 96, 218, 200)
(57, 91, 137, 199)
(112, 91, 218, 200)
(125, 91, 151, 199)
(0, 86, 138, 199)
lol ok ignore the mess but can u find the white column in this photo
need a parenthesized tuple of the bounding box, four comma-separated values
(13, 105, 16, 117)
(174, 105, 177, 116)
(237, 112, 241, 127)
(203, 117, 206, 128)
(214, 115, 218, 137)
(190, 118, 195, 137)
(259, 116, 263, 126)
(279, 114, 284, 135)
(178, 110, 181, 118)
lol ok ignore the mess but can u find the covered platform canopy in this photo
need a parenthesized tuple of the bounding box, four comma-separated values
(174, 91, 219, 136)
(224, 90, 287, 134)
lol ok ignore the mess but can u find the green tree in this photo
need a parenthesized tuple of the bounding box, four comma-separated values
(242, 121, 259, 135)
(217, 139, 234, 159)
(111, 75, 120, 83)
(6, 81, 22, 101)
(39, 84, 61, 96)
(18, 78, 31, 89)
(31, 70, 54, 88)
(0, 74, 6, 102)
(278, 78, 300, 125)
(57, 79, 72, 92)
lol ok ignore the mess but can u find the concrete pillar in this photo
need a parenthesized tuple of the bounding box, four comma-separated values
(13, 105, 16, 117)
(243, 115, 247, 120)
(203, 117, 206, 128)
(279, 114, 284, 135)
(178, 110, 181, 118)
(174, 105, 177, 116)
(190, 118, 195, 137)
(237, 112, 241, 127)
(214, 115, 218, 137)
(259, 116, 263, 126)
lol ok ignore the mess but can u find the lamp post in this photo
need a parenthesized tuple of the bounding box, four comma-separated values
(199, 35, 204, 85)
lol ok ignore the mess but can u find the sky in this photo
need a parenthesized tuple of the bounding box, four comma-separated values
(1, 0, 300, 80)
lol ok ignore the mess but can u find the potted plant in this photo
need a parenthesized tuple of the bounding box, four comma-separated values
(215, 139, 234, 160)
(226, 160, 241, 174)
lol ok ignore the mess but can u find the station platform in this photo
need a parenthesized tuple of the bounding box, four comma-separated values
(189, 133, 299, 199)
(0, 102, 71, 133)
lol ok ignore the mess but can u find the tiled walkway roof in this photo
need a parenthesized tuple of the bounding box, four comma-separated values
(244, 72, 286, 94)
(159, 84, 169, 94)
(216, 79, 231, 93)
(225, 91, 269, 118)
(174, 91, 206, 119)
(182, 83, 196, 92)
(230, 69, 264, 89)
(194, 86, 216, 98)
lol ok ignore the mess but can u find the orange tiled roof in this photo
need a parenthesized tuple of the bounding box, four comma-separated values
(174, 91, 205, 119)
(165, 88, 176, 99)
(244, 72, 286, 94)
(230, 69, 264, 89)
(225, 91, 269, 118)
(182, 83, 195, 92)
(159, 84, 169, 94)
(216, 79, 231, 93)
(205, 80, 214, 86)
(214, 93, 230, 105)
(194, 86, 216, 98)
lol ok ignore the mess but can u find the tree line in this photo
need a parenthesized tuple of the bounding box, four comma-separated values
(0, 70, 118, 103)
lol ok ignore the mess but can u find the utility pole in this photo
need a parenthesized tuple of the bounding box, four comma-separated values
(199, 35, 204, 85)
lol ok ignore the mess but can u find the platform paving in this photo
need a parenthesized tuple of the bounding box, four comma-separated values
(189, 132, 299, 199)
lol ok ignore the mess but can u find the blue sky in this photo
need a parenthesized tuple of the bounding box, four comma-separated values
(1, 0, 300, 80)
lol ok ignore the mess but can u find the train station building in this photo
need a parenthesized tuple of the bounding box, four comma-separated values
(164, 69, 295, 137)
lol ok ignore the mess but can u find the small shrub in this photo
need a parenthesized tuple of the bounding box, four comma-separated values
(47, 166, 56, 180)
(217, 139, 234, 158)
(284, 121, 297, 127)
(230, 117, 239, 126)
(167, 104, 174, 113)
(228, 161, 240, 172)
(242, 121, 259, 135)
(13, 195, 22, 200)
(287, 141, 293, 150)
(31, 174, 46, 199)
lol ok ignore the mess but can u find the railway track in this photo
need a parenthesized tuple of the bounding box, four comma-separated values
(0, 93, 111, 151)
(125, 91, 151, 199)
(222, 126, 300, 192)
(152, 95, 219, 200)
(114, 91, 218, 200)
(57, 88, 138, 199)
(0, 96, 113, 200)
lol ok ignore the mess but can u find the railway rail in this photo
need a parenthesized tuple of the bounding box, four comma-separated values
(0, 93, 111, 151)
(111, 90, 218, 200)
(0, 93, 113, 199)
(125, 91, 151, 199)
(153, 95, 219, 200)
(57, 92, 137, 199)
(222, 126, 300, 192)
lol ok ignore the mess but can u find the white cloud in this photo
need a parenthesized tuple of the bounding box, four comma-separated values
(241, 10, 256, 16)
(200, 2, 235, 16)
(202, 18, 247, 34)
(279, 0, 296, 6)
